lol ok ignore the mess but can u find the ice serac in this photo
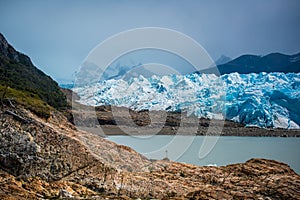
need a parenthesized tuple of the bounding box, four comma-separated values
(73, 72, 300, 129)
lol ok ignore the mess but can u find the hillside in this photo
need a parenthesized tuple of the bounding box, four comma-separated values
(0, 33, 66, 110)
(1, 102, 300, 199)
(200, 52, 300, 75)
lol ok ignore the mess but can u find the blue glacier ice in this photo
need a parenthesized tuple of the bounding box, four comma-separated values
(73, 72, 300, 129)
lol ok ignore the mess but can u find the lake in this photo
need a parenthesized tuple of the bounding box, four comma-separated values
(108, 136, 300, 174)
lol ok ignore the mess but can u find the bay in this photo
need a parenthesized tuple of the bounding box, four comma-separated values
(108, 136, 300, 174)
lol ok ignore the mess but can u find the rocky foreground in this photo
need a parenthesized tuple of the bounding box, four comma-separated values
(0, 105, 300, 199)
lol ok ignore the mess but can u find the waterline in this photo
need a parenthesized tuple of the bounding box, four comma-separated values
(108, 136, 300, 174)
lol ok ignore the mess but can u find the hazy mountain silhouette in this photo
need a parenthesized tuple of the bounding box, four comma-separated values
(199, 52, 300, 75)
(215, 55, 232, 65)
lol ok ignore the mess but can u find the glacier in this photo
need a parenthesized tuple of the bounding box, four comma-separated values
(73, 72, 300, 129)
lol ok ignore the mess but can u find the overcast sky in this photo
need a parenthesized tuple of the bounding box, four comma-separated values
(1, 0, 299, 83)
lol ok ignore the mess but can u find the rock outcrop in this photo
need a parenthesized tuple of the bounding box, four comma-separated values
(0, 33, 20, 62)
(0, 104, 300, 199)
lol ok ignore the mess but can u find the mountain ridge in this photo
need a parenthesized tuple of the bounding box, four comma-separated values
(0, 33, 66, 110)
(200, 52, 300, 75)
(81, 52, 300, 82)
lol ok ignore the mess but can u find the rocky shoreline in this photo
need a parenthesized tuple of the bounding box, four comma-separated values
(1, 104, 299, 199)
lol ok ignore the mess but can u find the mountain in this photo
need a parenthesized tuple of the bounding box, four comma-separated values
(101, 63, 157, 81)
(200, 52, 300, 75)
(215, 55, 232, 65)
(0, 33, 66, 110)
(86, 52, 299, 81)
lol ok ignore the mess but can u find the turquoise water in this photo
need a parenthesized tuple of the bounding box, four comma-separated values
(108, 136, 300, 174)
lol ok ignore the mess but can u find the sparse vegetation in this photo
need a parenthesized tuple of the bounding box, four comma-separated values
(0, 54, 67, 110)
(0, 85, 51, 118)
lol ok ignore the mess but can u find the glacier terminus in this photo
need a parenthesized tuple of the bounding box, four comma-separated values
(73, 72, 300, 129)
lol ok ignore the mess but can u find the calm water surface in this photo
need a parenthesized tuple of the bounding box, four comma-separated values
(108, 136, 300, 174)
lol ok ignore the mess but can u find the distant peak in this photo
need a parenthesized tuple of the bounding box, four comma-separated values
(215, 55, 231, 65)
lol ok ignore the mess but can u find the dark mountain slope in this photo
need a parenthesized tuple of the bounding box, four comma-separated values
(199, 52, 300, 75)
(0, 33, 66, 109)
